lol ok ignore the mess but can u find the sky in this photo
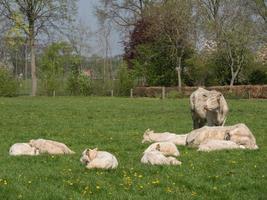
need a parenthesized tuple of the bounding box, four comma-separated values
(77, 0, 123, 56)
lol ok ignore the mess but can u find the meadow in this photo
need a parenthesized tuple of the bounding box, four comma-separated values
(0, 97, 266, 200)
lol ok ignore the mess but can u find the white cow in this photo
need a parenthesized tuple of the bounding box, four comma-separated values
(197, 139, 245, 152)
(141, 144, 181, 166)
(80, 148, 118, 169)
(186, 123, 258, 150)
(142, 129, 187, 145)
(9, 143, 40, 156)
(190, 87, 229, 129)
(29, 139, 75, 155)
(144, 142, 180, 157)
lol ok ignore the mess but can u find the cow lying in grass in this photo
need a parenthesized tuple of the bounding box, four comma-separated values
(80, 148, 118, 169)
(144, 142, 180, 157)
(9, 143, 40, 156)
(29, 139, 75, 155)
(197, 139, 246, 152)
(186, 123, 258, 150)
(10, 139, 75, 156)
(142, 129, 188, 145)
(141, 144, 181, 165)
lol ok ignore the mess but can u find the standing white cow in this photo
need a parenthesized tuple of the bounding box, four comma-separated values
(190, 87, 229, 129)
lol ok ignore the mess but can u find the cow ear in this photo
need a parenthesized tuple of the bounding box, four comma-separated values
(86, 149, 90, 156)
(145, 129, 150, 135)
(224, 131, 231, 141)
(88, 149, 97, 160)
(156, 144, 160, 151)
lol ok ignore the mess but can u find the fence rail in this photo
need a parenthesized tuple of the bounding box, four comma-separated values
(133, 85, 267, 99)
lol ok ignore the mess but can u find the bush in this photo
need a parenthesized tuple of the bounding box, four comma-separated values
(249, 69, 267, 84)
(67, 72, 92, 96)
(0, 68, 18, 97)
(114, 63, 134, 96)
(77, 73, 92, 96)
(166, 90, 185, 99)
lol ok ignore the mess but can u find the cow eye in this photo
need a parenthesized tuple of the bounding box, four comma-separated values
(203, 94, 207, 97)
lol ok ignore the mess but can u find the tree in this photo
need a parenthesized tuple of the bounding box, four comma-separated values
(0, 0, 77, 96)
(197, 0, 258, 86)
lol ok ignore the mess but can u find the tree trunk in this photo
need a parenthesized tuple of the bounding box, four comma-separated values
(25, 41, 28, 79)
(177, 56, 182, 92)
(230, 70, 239, 87)
(29, 25, 37, 96)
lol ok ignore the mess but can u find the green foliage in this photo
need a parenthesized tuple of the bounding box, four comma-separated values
(114, 63, 134, 96)
(249, 69, 267, 84)
(0, 97, 266, 199)
(132, 42, 194, 86)
(185, 53, 217, 86)
(0, 68, 18, 97)
(77, 73, 92, 96)
(39, 42, 74, 96)
(166, 90, 185, 99)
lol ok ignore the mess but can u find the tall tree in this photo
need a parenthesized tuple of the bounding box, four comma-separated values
(197, 0, 258, 86)
(0, 0, 77, 96)
(147, 0, 195, 90)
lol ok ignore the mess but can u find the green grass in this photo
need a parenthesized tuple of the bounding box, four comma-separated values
(0, 97, 266, 200)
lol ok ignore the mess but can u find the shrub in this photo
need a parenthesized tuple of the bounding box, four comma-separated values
(114, 63, 134, 96)
(0, 68, 18, 97)
(249, 69, 267, 84)
(166, 90, 185, 99)
(77, 73, 92, 96)
(67, 72, 92, 96)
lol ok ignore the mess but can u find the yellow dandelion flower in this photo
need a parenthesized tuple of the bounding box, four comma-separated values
(28, 181, 32, 184)
(138, 175, 143, 178)
(166, 187, 172, 193)
(96, 185, 100, 189)
(191, 191, 197, 196)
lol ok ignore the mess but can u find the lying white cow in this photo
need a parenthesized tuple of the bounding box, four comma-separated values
(144, 142, 180, 157)
(186, 123, 258, 150)
(9, 143, 40, 156)
(29, 139, 75, 155)
(142, 129, 188, 145)
(197, 139, 245, 152)
(80, 148, 118, 169)
(141, 144, 181, 166)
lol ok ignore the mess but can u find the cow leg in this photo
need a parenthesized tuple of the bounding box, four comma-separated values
(191, 112, 199, 129)
(199, 119, 206, 128)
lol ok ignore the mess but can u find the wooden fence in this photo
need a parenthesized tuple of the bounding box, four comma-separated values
(132, 85, 267, 99)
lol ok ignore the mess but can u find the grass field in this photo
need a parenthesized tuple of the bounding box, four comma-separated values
(0, 97, 266, 200)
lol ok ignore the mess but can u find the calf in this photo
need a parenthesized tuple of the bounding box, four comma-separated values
(144, 142, 180, 157)
(29, 139, 75, 155)
(80, 148, 118, 169)
(142, 129, 187, 145)
(141, 144, 181, 166)
(9, 143, 39, 156)
(197, 139, 245, 152)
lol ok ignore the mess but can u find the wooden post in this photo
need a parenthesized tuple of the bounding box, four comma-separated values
(111, 90, 114, 97)
(162, 86, 165, 99)
(130, 89, 133, 98)
(53, 90, 56, 97)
